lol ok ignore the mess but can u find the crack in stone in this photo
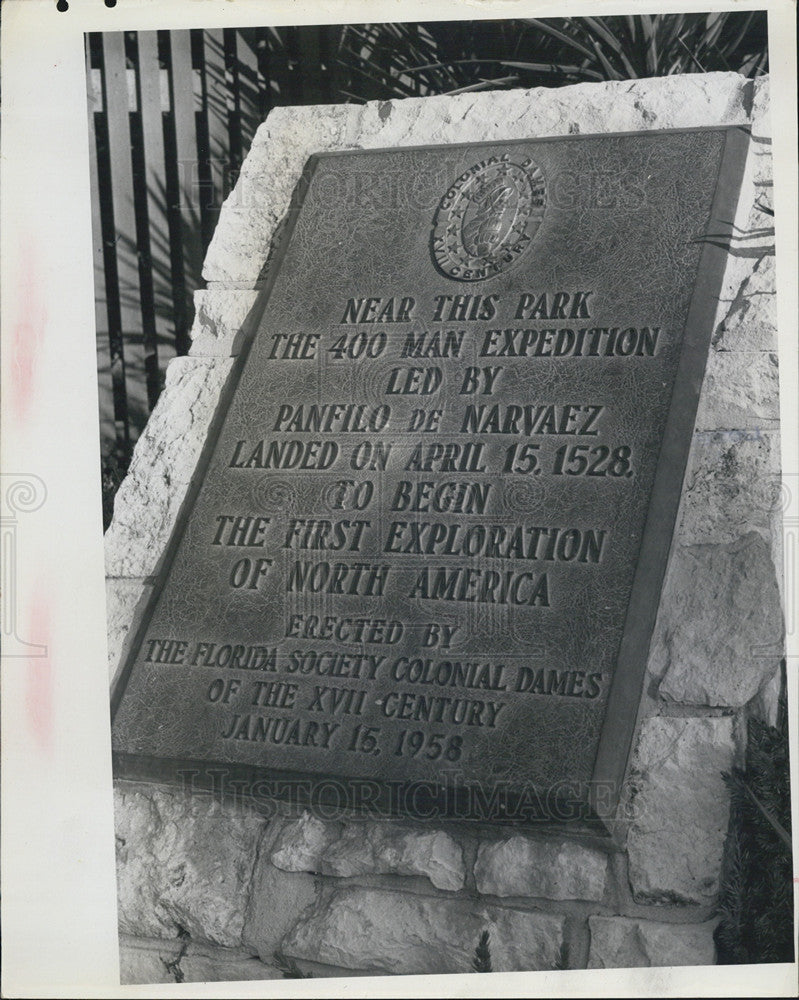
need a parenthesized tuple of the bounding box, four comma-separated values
(161, 927, 190, 984)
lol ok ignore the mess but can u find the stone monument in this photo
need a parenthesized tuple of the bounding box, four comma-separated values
(106, 72, 782, 982)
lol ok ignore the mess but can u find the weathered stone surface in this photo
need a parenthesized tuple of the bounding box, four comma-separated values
(746, 252, 777, 300)
(750, 664, 784, 727)
(115, 783, 265, 946)
(696, 351, 779, 430)
(270, 811, 329, 870)
(708, 75, 771, 352)
(105, 576, 150, 684)
(742, 79, 772, 236)
(650, 533, 783, 707)
(204, 72, 757, 286)
(281, 887, 565, 974)
(587, 915, 718, 968)
(626, 716, 736, 905)
(677, 430, 781, 545)
(269, 811, 465, 891)
(750, 68, 771, 138)
(119, 936, 281, 985)
(119, 936, 182, 986)
(188, 288, 259, 357)
(104, 357, 234, 577)
(180, 948, 279, 984)
(474, 834, 608, 902)
(713, 253, 777, 353)
(243, 826, 318, 963)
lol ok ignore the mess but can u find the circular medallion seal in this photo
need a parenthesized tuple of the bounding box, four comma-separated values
(431, 154, 546, 281)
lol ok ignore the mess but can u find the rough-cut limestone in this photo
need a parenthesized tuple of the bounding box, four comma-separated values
(118, 936, 183, 986)
(119, 936, 279, 986)
(188, 288, 260, 358)
(709, 79, 773, 349)
(179, 950, 279, 984)
(242, 827, 318, 964)
(676, 429, 781, 546)
(204, 72, 761, 286)
(474, 834, 608, 902)
(695, 351, 779, 430)
(587, 916, 718, 968)
(626, 716, 737, 905)
(104, 357, 234, 577)
(713, 254, 777, 353)
(281, 887, 565, 974)
(751, 664, 784, 727)
(115, 784, 265, 946)
(105, 576, 150, 684)
(649, 533, 783, 707)
(269, 811, 465, 891)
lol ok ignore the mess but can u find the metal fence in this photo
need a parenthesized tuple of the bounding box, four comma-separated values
(88, 27, 344, 463)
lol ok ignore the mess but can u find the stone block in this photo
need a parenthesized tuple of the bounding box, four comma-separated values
(204, 73, 754, 286)
(105, 576, 151, 685)
(747, 76, 772, 228)
(474, 834, 608, 902)
(626, 716, 736, 905)
(115, 783, 265, 946)
(713, 253, 777, 353)
(650, 532, 783, 707)
(676, 429, 781, 545)
(751, 73, 771, 137)
(269, 811, 465, 891)
(695, 351, 779, 431)
(118, 936, 183, 986)
(180, 949, 279, 983)
(750, 664, 784, 727)
(243, 827, 318, 963)
(104, 357, 234, 577)
(588, 915, 718, 968)
(281, 887, 565, 975)
(711, 104, 771, 328)
(270, 811, 329, 870)
(188, 288, 260, 357)
(119, 935, 281, 985)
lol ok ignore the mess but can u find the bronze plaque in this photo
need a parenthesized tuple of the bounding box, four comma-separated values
(112, 127, 750, 825)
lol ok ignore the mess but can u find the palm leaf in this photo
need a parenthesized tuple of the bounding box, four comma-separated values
(582, 17, 639, 77)
(589, 36, 624, 80)
(524, 18, 598, 62)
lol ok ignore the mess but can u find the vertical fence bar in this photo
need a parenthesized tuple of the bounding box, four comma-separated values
(320, 24, 343, 103)
(86, 40, 107, 352)
(102, 31, 147, 445)
(200, 29, 230, 246)
(254, 30, 272, 120)
(296, 24, 327, 103)
(103, 32, 148, 437)
(86, 37, 116, 458)
(129, 33, 161, 411)
(136, 30, 176, 401)
(282, 25, 305, 104)
(96, 33, 133, 458)
(234, 29, 262, 163)
(166, 30, 201, 357)
(223, 30, 243, 174)
(263, 27, 288, 110)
